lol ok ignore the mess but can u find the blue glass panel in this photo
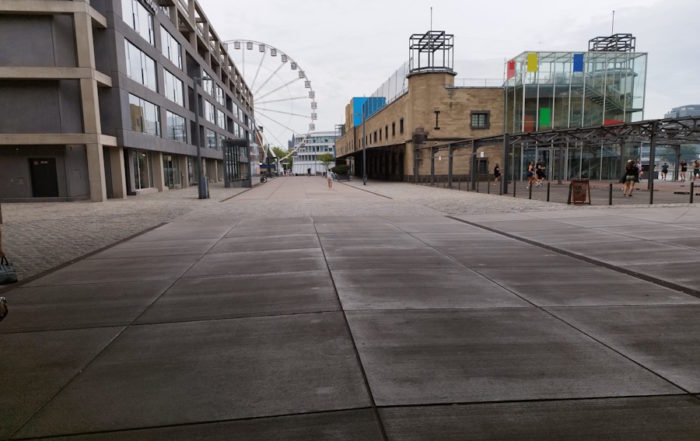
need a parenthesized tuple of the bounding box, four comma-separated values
(573, 53, 584, 72)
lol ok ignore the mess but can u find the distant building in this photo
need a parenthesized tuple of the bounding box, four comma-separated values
(665, 105, 700, 118)
(291, 131, 337, 175)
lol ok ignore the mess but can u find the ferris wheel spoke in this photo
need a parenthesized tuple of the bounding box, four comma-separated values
(257, 107, 312, 119)
(249, 50, 267, 92)
(257, 110, 304, 137)
(256, 96, 309, 106)
(257, 77, 304, 102)
(254, 61, 287, 96)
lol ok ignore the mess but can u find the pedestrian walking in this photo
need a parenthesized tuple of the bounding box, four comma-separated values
(636, 159, 643, 180)
(620, 159, 640, 197)
(535, 161, 546, 187)
(493, 163, 501, 185)
(327, 170, 334, 190)
(526, 162, 536, 189)
(661, 162, 669, 181)
(680, 160, 688, 182)
(694, 160, 700, 182)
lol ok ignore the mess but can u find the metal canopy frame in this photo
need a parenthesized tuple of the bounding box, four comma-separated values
(588, 33, 636, 52)
(409, 30, 454, 74)
(415, 116, 700, 199)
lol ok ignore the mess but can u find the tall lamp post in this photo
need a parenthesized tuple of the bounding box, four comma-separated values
(192, 71, 209, 199)
(362, 98, 367, 185)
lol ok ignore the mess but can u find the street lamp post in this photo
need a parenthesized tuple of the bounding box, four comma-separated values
(192, 73, 209, 199)
(362, 99, 367, 185)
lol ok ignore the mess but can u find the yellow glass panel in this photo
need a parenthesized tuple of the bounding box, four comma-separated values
(527, 53, 538, 72)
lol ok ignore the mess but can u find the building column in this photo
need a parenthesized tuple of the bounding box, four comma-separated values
(153, 152, 166, 192)
(108, 146, 126, 199)
(213, 159, 219, 182)
(86, 143, 107, 202)
(179, 156, 190, 188)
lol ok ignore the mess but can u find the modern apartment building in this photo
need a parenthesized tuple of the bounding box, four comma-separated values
(291, 131, 337, 175)
(0, 0, 255, 201)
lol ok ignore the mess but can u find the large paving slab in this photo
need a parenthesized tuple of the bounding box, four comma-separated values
(331, 268, 528, 310)
(183, 248, 328, 278)
(549, 305, 700, 392)
(380, 396, 700, 440)
(0, 327, 122, 439)
(346, 309, 680, 406)
(0, 280, 173, 333)
(25, 254, 199, 286)
(136, 270, 338, 324)
(15, 313, 370, 439)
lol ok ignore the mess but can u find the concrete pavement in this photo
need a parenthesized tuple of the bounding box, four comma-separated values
(2, 177, 700, 440)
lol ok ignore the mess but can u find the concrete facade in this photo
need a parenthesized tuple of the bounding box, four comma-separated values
(0, 0, 255, 201)
(336, 71, 504, 182)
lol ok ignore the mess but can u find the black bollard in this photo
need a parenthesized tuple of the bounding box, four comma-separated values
(513, 180, 517, 198)
(609, 182, 613, 206)
(476, 179, 480, 193)
(691, 182, 695, 204)
(547, 182, 551, 202)
(487, 180, 491, 194)
(528, 182, 533, 200)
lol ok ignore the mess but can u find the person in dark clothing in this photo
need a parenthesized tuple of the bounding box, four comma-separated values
(493, 164, 501, 185)
(620, 159, 640, 197)
(661, 162, 669, 181)
(680, 160, 688, 182)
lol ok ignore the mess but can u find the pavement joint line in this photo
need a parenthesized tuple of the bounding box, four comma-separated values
(6, 406, 378, 441)
(447, 215, 700, 300)
(9, 220, 243, 439)
(389, 219, 693, 396)
(218, 187, 252, 202)
(312, 218, 391, 441)
(338, 181, 393, 199)
(0, 309, 346, 336)
(8, 393, 700, 441)
(370, 392, 700, 411)
(0, 222, 168, 294)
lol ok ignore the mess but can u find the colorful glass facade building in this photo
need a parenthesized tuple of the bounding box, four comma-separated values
(504, 37, 648, 180)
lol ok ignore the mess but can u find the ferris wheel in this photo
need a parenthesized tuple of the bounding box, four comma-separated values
(224, 39, 317, 153)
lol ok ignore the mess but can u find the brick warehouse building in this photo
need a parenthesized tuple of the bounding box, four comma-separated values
(0, 0, 255, 201)
(335, 31, 504, 182)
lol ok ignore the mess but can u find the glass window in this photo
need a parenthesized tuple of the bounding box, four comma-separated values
(205, 129, 216, 149)
(163, 69, 183, 105)
(132, 150, 153, 189)
(215, 86, 225, 106)
(160, 26, 182, 69)
(166, 110, 186, 142)
(204, 100, 215, 123)
(122, 0, 154, 45)
(202, 72, 214, 95)
(216, 109, 226, 129)
(125, 40, 157, 91)
(129, 94, 160, 136)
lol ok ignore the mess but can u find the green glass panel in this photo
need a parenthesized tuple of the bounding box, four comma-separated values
(540, 107, 551, 128)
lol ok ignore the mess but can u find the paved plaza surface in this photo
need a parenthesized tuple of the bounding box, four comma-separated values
(2, 177, 700, 440)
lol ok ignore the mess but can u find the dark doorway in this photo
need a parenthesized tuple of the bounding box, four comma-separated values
(29, 158, 59, 197)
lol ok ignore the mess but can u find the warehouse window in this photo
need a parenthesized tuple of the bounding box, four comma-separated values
(471, 111, 490, 129)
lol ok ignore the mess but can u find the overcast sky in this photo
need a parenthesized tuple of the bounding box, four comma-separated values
(202, 0, 699, 143)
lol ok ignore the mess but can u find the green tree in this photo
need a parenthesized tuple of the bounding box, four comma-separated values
(318, 153, 334, 172)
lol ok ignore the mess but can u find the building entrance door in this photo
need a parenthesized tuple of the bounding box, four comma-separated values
(29, 158, 59, 197)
